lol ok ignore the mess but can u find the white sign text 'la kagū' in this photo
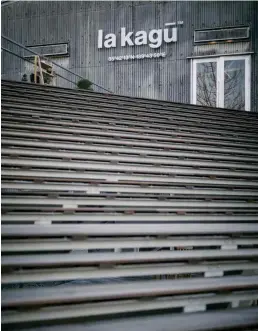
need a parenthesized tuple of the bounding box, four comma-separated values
(98, 23, 182, 49)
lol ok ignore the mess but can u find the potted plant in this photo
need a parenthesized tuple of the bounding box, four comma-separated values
(76, 79, 93, 90)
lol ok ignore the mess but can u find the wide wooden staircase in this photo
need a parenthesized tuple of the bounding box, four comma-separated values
(1, 79, 258, 331)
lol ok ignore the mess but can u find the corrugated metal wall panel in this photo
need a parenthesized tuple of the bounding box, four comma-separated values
(251, 1, 258, 110)
(1, 1, 257, 110)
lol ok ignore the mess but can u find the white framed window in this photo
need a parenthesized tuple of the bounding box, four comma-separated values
(191, 55, 251, 111)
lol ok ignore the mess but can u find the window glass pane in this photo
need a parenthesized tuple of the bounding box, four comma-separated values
(196, 62, 217, 107)
(224, 59, 245, 110)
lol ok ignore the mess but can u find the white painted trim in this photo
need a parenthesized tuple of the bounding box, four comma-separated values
(192, 59, 197, 105)
(191, 55, 251, 111)
(191, 58, 218, 107)
(221, 55, 251, 111)
(218, 57, 224, 108)
(190, 59, 193, 105)
(246, 55, 251, 111)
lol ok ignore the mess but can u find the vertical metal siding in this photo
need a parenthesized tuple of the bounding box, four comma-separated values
(1, 1, 257, 110)
(251, 1, 258, 110)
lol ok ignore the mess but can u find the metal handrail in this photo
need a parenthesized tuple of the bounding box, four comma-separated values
(1, 1, 20, 8)
(1, 35, 113, 93)
(1, 47, 77, 86)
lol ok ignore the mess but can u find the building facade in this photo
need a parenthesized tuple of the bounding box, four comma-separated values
(1, 1, 258, 111)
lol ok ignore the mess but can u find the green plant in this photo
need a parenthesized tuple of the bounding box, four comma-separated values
(77, 79, 93, 90)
